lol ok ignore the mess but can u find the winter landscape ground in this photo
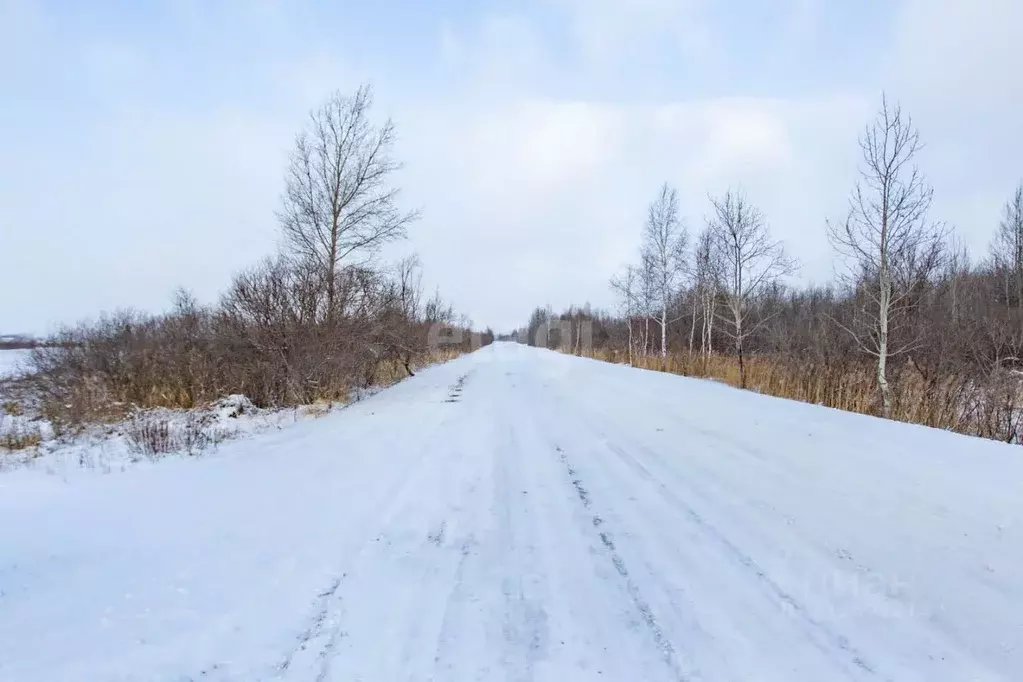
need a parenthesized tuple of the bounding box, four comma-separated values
(1, 342, 1021, 681)
(0, 348, 31, 379)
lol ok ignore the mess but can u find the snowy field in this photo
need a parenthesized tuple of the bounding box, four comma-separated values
(1, 342, 1021, 681)
(0, 348, 32, 378)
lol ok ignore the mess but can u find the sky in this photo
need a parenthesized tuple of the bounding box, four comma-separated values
(1, 0, 1021, 335)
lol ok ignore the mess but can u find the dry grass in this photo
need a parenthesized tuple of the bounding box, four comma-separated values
(0, 422, 43, 450)
(302, 403, 332, 418)
(124, 415, 175, 457)
(371, 348, 466, 386)
(123, 411, 223, 459)
(594, 350, 879, 412)
(587, 349, 1023, 443)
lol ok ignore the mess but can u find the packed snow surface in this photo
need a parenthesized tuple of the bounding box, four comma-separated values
(2, 343, 1022, 681)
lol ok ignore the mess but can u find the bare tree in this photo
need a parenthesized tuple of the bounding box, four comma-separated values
(709, 189, 795, 387)
(634, 254, 655, 355)
(687, 286, 698, 356)
(382, 254, 424, 376)
(827, 95, 946, 417)
(990, 182, 1023, 310)
(693, 226, 722, 359)
(945, 234, 970, 328)
(278, 85, 418, 316)
(392, 254, 423, 321)
(513, 176, 1023, 443)
(610, 265, 639, 366)
(642, 183, 689, 358)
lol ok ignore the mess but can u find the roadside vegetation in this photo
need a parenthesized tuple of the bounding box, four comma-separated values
(520, 96, 1023, 444)
(2, 84, 491, 461)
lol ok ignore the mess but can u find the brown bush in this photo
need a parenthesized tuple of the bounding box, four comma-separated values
(24, 261, 487, 429)
(123, 411, 221, 459)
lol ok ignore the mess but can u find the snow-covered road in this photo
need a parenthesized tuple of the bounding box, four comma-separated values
(2, 343, 1022, 681)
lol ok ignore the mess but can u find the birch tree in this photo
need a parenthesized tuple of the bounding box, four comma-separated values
(687, 285, 698, 357)
(827, 95, 945, 418)
(990, 182, 1023, 310)
(278, 85, 418, 317)
(693, 226, 722, 359)
(708, 189, 794, 387)
(637, 254, 656, 355)
(642, 184, 688, 358)
(610, 265, 639, 366)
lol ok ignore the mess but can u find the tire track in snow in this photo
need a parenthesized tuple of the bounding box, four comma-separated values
(594, 434, 885, 680)
(415, 458, 486, 677)
(534, 365, 895, 680)
(428, 533, 478, 671)
(490, 422, 549, 682)
(555, 444, 694, 682)
(274, 385, 474, 680)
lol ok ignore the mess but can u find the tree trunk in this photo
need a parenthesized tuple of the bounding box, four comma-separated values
(627, 317, 634, 366)
(325, 214, 340, 317)
(700, 313, 706, 354)
(877, 272, 893, 418)
(708, 297, 715, 354)
(1015, 197, 1023, 312)
(1016, 263, 1023, 338)
(735, 309, 745, 388)
(738, 340, 745, 388)
(325, 252, 337, 316)
(660, 304, 667, 358)
(688, 295, 697, 357)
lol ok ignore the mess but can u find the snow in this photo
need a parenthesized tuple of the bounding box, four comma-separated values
(0, 396, 350, 477)
(0, 348, 32, 378)
(1, 342, 1022, 681)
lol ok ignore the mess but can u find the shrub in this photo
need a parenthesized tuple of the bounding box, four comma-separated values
(23, 270, 485, 428)
(0, 422, 43, 451)
(123, 411, 225, 459)
(124, 415, 175, 458)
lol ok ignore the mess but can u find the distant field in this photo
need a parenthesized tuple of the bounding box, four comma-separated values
(0, 349, 32, 379)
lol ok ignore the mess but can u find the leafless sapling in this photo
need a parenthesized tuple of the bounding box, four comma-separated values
(990, 182, 1023, 311)
(642, 183, 689, 358)
(610, 265, 640, 366)
(708, 189, 795, 388)
(693, 226, 723, 360)
(827, 95, 946, 417)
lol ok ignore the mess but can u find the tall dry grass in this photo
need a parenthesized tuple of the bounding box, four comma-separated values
(368, 348, 467, 387)
(588, 349, 1022, 443)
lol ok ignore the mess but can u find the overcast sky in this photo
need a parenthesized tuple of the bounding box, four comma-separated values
(2, 0, 1021, 335)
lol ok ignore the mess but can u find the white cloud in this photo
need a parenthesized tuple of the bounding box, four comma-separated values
(893, 0, 1021, 109)
(888, 0, 1023, 256)
(458, 101, 624, 195)
(400, 94, 867, 329)
(550, 0, 716, 65)
(3, 0, 1020, 335)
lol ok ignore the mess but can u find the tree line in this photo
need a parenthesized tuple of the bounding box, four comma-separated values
(521, 96, 1023, 444)
(27, 85, 491, 428)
